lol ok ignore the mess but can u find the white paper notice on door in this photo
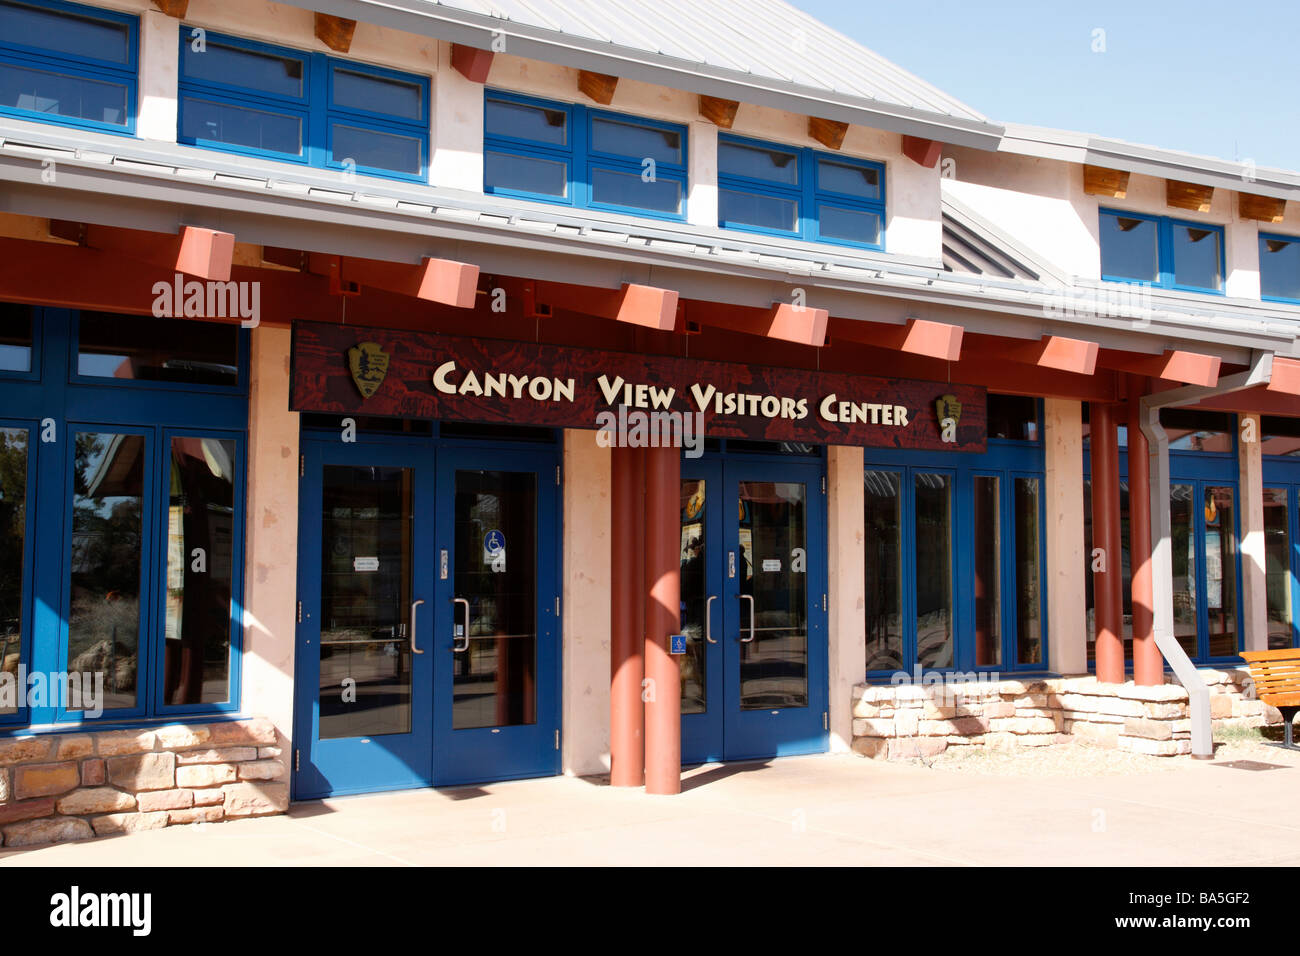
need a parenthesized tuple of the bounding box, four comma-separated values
(762, 559, 781, 572)
(353, 556, 379, 572)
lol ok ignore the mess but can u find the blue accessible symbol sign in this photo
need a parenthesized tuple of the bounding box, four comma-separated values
(484, 529, 507, 573)
(669, 634, 687, 655)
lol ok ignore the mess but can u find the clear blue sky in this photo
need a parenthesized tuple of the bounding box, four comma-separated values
(792, 0, 1298, 171)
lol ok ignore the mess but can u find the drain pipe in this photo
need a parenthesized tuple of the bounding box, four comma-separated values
(1139, 351, 1273, 758)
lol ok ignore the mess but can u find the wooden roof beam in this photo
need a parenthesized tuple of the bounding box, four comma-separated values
(902, 135, 942, 168)
(808, 116, 849, 150)
(578, 70, 619, 105)
(688, 302, 828, 347)
(305, 254, 481, 308)
(1239, 193, 1287, 223)
(537, 281, 678, 331)
(51, 221, 235, 281)
(1097, 348, 1221, 387)
(699, 95, 740, 129)
(314, 13, 358, 53)
(451, 44, 494, 83)
(1083, 165, 1130, 199)
(1166, 179, 1214, 213)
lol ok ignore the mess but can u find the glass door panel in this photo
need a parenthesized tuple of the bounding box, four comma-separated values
(434, 445, 559, 786)
(972, 475, 1001, 667)
(737, 480, 808, 710)
(680, 477, 709, 715)
(451, 469, 537, 730)
(722, 458, 826, 761)
(293, 442, 434, 800)
(319, 464, 415, 740)
(1170, 483, 1197, 658)
(864, 470, 902, 672)
(1203, 485, 1237, 657)
(1263, 487, 1293, 649)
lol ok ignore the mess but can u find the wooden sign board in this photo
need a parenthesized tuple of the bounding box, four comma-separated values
(291, 321, 987, 452)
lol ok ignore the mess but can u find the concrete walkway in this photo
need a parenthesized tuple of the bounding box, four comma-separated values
(3, 751, 1299, 866)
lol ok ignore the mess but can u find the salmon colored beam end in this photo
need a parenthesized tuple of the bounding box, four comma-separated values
(1035, 335, 1099, 375)
(898, 318, 963, 361)
(416, 258, 480, 309)
(767, 303, 829, 347)
(174, 226, 235, 282)
(615, 284, 678, 331)
(1161, 350, 1221, 387)
(1266, 356, 1300, 395)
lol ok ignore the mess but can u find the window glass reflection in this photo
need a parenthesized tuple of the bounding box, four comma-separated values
(0, 427, 28, 714)
(864, 471, 902, 672)
(1171, 483, 1198, 658)
(973, 476, 1001, 667)
(1204, 486, 1237, 657)
(164, 437, 235, 705)
(680, 479, 707, 713)
(1015, 478, 1044, 665)
(78, 313, 238, 387)
(68, 432, 145, 712)
(915, 473, 953, 669)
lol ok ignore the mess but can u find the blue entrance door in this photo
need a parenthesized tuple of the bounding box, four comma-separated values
(432, 445, 562, 785)
(294, 437, 561, 798)
(294, 439, 436, 798)
(680, 455, 828, 764)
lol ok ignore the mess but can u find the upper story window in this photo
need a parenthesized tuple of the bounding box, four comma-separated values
(0, 0, 137, 134)
(483, 90, 688, 220)
(1099, 208, 1224, 294)
(717, 133, 885, 251)
(1260, 232, 1300, 303)
(178, 30, 429, 182)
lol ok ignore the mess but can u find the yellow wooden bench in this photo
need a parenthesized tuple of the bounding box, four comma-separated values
(1241, 649, 1300, 750)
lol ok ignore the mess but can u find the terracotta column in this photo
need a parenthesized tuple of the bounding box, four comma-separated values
(1090, 401, 1126, 683)
(643, 445, 681, 795)
(609, 446, 645, 787)
(1128, 379, 1162, 684)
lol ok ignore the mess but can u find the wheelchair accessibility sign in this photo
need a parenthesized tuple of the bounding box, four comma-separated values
(669, 634, 687, 655)
(484, 530, 506, 573)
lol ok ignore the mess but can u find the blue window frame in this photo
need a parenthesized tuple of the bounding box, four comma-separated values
(1099, 208, 1225, 294)
(718, 133, 886, 251)
(484, 89, 688, 221)
(1259, 232, 1300, 304)
(177, 29, 429, 183)
(864, 398, 1047, 677)
(0, 306, 248, 731)
(0, 0, 138, 135)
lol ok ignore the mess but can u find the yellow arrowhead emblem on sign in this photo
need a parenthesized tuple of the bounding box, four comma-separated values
(348, 342, 390, 399)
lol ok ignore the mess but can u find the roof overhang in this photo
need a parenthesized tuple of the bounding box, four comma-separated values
(1000, 123, 1300, 202)
(271, 0, 1005, 150)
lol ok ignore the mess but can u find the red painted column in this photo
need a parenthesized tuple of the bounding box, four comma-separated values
(1090, 402, 1126, 684)
(609, 446, 645, 787)
(643, 445, 681, 795)
(1128, 379, 1163, 685)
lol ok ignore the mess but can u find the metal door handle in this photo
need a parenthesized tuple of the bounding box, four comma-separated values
(452, 597, 470, 652)
(705, 595, 718, 644)
(740, 594, 756, 643)
(409, 599, 425, 655)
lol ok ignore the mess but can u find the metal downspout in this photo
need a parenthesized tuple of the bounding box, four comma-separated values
(1138, 352, 1274, 758)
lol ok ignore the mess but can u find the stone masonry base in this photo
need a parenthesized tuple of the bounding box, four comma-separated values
(0, 718, 286, 847)
(852, 667, 1280, 759)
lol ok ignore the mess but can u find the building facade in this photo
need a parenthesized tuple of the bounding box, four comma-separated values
(1, 0, 1299, 843)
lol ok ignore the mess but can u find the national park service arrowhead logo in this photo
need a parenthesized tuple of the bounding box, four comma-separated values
(935, 393, 961, 444)
(348, 342, 389, 399)
(935, 394, 962, 426)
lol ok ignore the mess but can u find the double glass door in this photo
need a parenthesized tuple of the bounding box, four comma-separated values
(680, 456, 828, 764)
(294, 438, 560, 799)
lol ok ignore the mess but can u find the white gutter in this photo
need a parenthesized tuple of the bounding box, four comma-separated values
(1139, 351, 1274, 758)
